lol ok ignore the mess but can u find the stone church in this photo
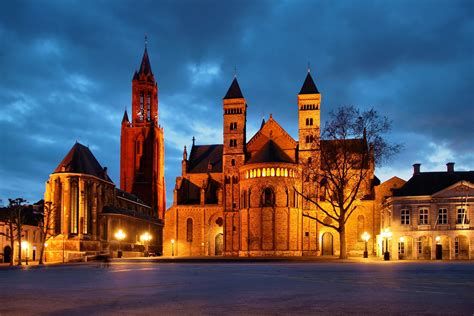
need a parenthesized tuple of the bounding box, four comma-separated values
(43, 45, 166, 261)
(164, 72, 380, 257)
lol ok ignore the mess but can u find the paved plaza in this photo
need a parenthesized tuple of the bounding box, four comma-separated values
(0, 260, 473, 315)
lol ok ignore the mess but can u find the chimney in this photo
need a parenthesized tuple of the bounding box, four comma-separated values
(446, 162, 455, 173)
(413, 163, 421, 175)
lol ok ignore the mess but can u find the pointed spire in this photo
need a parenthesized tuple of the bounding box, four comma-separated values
(192, 136, 195, 147)
(299, 71, 319, 95)
(122, 108, 129, 124)
(138, 40, 153, 76)
(224, 77, 244, 99)
(183, 145, 187, 160)
(260, 117, 266, 129)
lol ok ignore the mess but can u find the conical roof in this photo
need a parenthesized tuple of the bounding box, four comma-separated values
(247, 140, 294, 164)
(224, 77, 244, 99)
(122, 109, 129, 123)
(299, 72, 319, 94)
(53, 143, 112, 182)
(138, 47, 153, 76)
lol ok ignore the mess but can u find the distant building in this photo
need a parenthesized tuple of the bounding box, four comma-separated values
(43, 44, 165, 262)
(164, 73, 382, 257)
(382, 163, 473, 260)
(0, 201, 43, 264)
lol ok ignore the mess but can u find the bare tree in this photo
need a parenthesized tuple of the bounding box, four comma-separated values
(296, 106, 400, 259)
(0, 198, 27, 265)
(38, 201, 55, 264)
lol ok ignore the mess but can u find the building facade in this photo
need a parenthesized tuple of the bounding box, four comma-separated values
(381, 163, 473, 260)
(43, 45, 165, 262)
(164, 72, 380, 257)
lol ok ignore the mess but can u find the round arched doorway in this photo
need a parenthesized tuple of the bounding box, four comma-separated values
(322, 232, 333, 256)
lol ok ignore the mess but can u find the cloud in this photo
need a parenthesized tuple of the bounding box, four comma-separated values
(0, 0, 472, 207)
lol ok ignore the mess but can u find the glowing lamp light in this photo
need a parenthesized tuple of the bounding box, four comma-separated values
(140, 232, 152, 243)
(115, 229, 126, 241)
(435, 236, 441, 243)
(171, 239, 175, 244)
(361, 232, 370, 242)
(21, 241, 29, 249)
(399, 236, 405, 242)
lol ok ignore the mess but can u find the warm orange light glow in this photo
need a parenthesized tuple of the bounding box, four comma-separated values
(115, 229, 126, 241)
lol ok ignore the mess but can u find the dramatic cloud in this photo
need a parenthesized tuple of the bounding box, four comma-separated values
(0, 0, 473, 206)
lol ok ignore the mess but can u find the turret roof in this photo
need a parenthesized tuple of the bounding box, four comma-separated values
(299, 72, 319, 94)
(224, 77, 244, 99)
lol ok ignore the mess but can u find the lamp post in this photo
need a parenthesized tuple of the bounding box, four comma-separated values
(140, 232, 152, 257)
(171, 239, 175, 257)
(362, 232, 370, 258)
(381, 228, 392, 261)
(21, 241, 29, 265)
(115, 229, 126, 258)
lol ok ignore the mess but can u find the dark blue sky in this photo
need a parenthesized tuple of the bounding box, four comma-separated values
(0, 0, 473, 206)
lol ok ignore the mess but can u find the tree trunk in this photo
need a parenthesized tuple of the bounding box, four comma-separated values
(39, 231, 45, 265)
(9, 222, 14, 266)
(17, 224, 22, 266)
(339, 225, 347, 259)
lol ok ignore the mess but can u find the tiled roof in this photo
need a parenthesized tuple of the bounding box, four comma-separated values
(247, 140, 294, 164)
(299, 72, 319, 94)
(394, 171, 474, 196)
(53, 142, 112, 182)
(224, 78, 244, 99)
(116, 188, 148, 206)
(102, 205, 161, 224)
(188, 144, 223, 173)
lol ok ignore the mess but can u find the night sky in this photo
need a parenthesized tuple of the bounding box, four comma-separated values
(0, 0, 473, 207)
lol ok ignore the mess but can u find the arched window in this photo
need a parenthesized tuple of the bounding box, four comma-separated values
(306, 136, 310, 143)
(276, 168, 280, 177)
(262, 168, 266, 177)
(186, 218, 193, 242)
(70, 179, 79, 234)
(263, 188, 275, 206)
(231, 159, 236, 166)
(271, 168, 275, 176)
(257, 169, 261, 177)
(310, 118, 313, 125)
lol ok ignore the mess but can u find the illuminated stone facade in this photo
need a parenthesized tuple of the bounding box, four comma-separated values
(43, 46, 164, 262)
(382, 163, 474, 260)
(164, 73, 380, 257)
(120, 45, 166, 220)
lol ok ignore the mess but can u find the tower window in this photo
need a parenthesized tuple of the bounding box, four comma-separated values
(230, 139, 237, 147)
(230, 122, 237, 130)
(186, 218, 193, 242)
(231, 159, 236, 166)
(139, 92, 144, 121)
(146, 93, 151, 120)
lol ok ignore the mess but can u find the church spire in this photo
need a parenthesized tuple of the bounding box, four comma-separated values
(223, 77, 244, 99)
(299, 71, 319, 95)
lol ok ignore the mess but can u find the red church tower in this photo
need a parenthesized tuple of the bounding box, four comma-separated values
(120, 43, 166, 219)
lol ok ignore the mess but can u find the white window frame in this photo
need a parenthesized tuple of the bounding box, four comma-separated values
(401, 209, 410, 225)
(419, 208, 429, 225)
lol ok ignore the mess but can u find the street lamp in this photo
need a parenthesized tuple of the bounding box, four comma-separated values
(140, 232, 152, 257)
(115, 229, 126, 258)
(361, 232, 370, 258)
(21, 241, 29, 265)
(171, 239, 175, 257)
(381, 228, 392, 261)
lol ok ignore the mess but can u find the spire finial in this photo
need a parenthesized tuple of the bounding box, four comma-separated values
(233, 65, 237, 78)
(307, 61, 311, 73)
(144, 34, 148, 49)
(192, 136, 195, 146)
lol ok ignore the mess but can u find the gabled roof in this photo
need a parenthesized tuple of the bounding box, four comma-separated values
(138, 47, 153, 76)
(53, 142, 112, 182)
(247, 115, 297, 151)
(188, 144, 223, 173)
(299, 72, 319, 94)
(247, 140, 294, 164)
(394, 171, 474, 197)
(224, 78, 244, 99)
